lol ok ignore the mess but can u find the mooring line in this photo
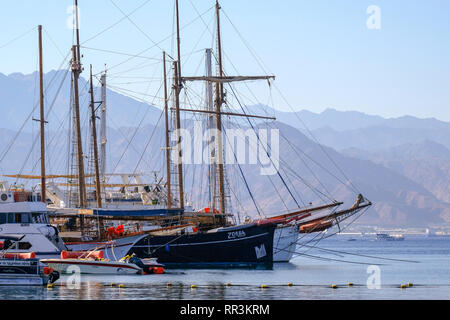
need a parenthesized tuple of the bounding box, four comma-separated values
(299, 244, 421, 264)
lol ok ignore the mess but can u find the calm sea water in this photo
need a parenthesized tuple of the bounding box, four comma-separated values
(1, 237, 449, 300)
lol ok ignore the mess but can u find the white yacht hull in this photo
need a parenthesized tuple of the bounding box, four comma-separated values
(273, 224, 299, 262)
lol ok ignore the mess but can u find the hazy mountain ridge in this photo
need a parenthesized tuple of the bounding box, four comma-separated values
(345, 140, 450, 205)
(1, 71, 450, 227)
(0, 70, 163, 132)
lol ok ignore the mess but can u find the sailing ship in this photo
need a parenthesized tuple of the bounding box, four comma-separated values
(0, 0, 372, 268)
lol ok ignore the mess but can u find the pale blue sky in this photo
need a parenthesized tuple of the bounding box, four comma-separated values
(1, 0, 449, 121)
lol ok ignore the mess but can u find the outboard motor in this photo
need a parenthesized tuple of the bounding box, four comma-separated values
(129, 255, 145, 269)
(48, 270, 60, 284)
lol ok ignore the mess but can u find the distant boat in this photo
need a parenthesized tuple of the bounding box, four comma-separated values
(376, 233, 405, 241)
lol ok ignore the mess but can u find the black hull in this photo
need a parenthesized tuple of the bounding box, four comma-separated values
(126, 223, 275, 269)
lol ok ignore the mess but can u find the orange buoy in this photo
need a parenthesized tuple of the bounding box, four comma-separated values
(3, 252, 36, 260)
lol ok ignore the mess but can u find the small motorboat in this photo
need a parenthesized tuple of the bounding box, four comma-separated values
(376, 233, 405, 241)
(41, 250, 142, 275)
(41, 251, 164, 275)
(0, 234, 60, 286)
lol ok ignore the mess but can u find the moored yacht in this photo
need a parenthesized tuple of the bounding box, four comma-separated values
(0, 235, 60, 286)
(0, 190, 67, 258)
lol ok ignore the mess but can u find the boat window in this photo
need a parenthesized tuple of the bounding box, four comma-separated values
(15, 213, 22, 223)
(31, 212, 49, 224)
(21, 213, 30, 224)
(7, 212, 14, 223)
(18, 242, 32, 250)
(0, 214, 6, 224)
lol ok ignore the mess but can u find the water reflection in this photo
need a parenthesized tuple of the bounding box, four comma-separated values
(1, 239, 449, 300)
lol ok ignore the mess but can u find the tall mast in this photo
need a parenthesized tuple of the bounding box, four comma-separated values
(74, 0, 81, 63)
(205, 49, 217, 212)
(100, 72, 107, 182)
(72, 46, 87, 208)
(179, 1, 276, 219)
(163, 52, 172, 208)
(175, 0, 182, 82)
(38, 25, 46, 204)
(174, 0, 184, 209)
(173, 62, 184, 210)
(89, 65, 102, 208)
(215, 0, 226, 215)
(71, 0, 87, 208)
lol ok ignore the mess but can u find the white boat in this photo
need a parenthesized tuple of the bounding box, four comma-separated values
(41, 250, 142, 275)
(0, 197, 67, 258)
(41, 258, 143, 275)
(273, 224, 299, 262)
(41, 250, 164, 275)
(0, 235, 60, 286)
(65, 233, 148, 261)
(376, 233, 405, 241)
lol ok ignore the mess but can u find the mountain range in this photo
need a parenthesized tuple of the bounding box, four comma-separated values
(1, 70, 449, 227)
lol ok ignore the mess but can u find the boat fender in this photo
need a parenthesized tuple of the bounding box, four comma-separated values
(4, 252, 37, 259)
(152, 267, 164, 274)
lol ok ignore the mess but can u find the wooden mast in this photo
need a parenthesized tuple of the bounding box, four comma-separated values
(71, 0, 87, 208)
(71, 46, 87, 208)
(89, 65, 102, 208)
(38, 25, 46, 204)
(163, 52, 172, 209)
(215, 0, 226, 216)
(173, 61, 184, 210)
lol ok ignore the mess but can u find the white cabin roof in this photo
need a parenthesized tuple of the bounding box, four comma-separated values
(0, 202, 47, 213)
